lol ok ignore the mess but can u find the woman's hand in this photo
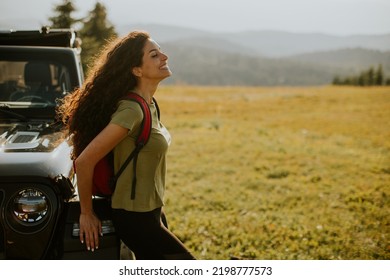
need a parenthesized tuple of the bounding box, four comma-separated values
(79, 212, 102, 251)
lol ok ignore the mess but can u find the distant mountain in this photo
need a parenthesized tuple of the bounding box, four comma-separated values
(117, 24, 210, 43)
(116, 24, 390, 86)
(162, 44, 337, 86)
(118, 24, 390, 57)
(218, 30, 390, 57)
(160, 45, 390, 86)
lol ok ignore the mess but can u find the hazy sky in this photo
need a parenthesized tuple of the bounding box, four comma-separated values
(1, 0, 390, 35)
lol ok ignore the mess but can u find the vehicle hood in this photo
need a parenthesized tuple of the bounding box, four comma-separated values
(0, 121, 73, 177)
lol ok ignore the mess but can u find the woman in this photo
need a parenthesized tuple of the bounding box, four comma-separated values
(58, 31, 195, 260)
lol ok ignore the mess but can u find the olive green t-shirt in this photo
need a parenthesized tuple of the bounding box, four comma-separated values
(109, 99, 171, 212)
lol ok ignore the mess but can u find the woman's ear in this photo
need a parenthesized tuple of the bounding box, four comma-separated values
(132, 67, 142, 77)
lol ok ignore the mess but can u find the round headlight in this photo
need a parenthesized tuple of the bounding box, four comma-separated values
(12, 189, 48, 223)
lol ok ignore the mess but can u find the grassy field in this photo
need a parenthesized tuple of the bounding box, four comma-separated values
(155, 86, 390, 260)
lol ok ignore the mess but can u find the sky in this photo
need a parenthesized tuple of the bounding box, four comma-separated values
(1, 0, 390, 35)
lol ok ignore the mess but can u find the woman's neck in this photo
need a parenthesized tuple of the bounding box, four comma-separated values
(133, 83, 158, 104)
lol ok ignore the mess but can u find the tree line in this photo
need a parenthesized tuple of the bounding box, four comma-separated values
(332, 64, 390, 86)
(48, 0, 118, 73)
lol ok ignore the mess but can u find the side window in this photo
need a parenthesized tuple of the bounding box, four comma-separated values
(0, 61, 24, 101)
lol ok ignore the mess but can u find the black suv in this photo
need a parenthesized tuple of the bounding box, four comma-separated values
(0, 27, 119, 259)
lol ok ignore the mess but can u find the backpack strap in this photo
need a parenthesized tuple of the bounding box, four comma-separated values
(111, 92, 159, 199)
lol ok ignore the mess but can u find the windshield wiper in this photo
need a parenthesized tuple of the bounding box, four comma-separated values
(0, 106, 29, 122)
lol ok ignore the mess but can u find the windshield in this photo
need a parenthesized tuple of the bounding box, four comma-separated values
(0, 59, 72, 107)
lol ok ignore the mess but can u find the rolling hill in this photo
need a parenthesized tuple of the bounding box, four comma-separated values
(118, 24, 390, 57)
(118, 24, 390, 86)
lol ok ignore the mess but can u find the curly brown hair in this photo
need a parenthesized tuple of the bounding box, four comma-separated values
(57, 31, 150, 159)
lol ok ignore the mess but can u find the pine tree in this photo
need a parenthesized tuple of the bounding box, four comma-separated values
(49, 0, 78, 28)
(78, 2, 118, 73)
(375, 64, 384, 85)
(332, 76, 341, 85)
(367, 66, 375, 86)
(358, 71, 367, 86)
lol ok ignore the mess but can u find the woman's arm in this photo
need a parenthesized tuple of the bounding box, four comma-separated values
(75, 123, 128, 251)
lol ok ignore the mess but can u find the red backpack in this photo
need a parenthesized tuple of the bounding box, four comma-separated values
(75, 92, 159, 199)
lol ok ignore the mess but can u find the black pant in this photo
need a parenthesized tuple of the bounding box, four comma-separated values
(112, 207, 195, 260)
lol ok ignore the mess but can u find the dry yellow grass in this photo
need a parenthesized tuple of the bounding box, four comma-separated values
(156, 86, 390, 260)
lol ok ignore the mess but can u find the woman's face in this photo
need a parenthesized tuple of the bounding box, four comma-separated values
(133, 38, 171, 82)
